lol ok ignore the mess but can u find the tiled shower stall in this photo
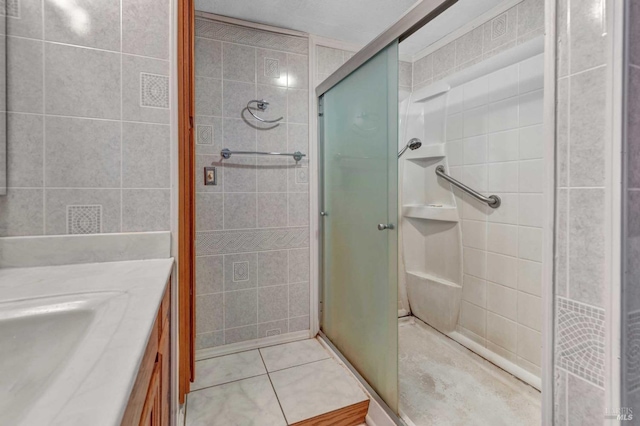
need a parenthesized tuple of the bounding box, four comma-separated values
(194, 17, 311, 350)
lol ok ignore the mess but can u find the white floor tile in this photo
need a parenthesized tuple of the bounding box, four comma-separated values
(259, 338, 330, 372)
(192, 350, 266, 391)
(186, 375, 286, 426)
(269, 358, 368, 424)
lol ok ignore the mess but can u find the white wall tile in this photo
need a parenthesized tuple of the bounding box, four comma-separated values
(487, 162, 519, 192)
(518, 259, 542, 296)
(487, 282, 517, 320)
(463, 75, 489, 110)
(487, 223, 518, 257)
(461, 301, 486, 337)
(463, 106, 487, 137)
(519, 159, 545, 193)
(487, 312, 517, 352)
(519, 124, 544, 159)
(462, 219, 487, 250)
(519, 54, 545, 94)
(486, 252, 518, 289)
(487, 129, 519, 162)
(487, 193, 518, 225)
(447, 112, 463, 140)
(488, 97, 519, 133)
(519, 90, 544, 126)
(462, 274, 486, 307)
(518, 193, 545, 227)
(463, 247, 486, 279)
(463, 135, 487, 165)
(519, 226, 543, 262)
(517, 292, 542, 331)
(517, 325, 541, 366)
(488, 63, 519, 102)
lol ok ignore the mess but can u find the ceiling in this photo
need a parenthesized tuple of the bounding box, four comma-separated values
(194, 0, 508, 57)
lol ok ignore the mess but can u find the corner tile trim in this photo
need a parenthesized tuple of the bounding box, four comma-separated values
(556, 296, 605, 387)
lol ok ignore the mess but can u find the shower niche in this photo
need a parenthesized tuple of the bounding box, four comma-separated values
(399, 84, 463, 333)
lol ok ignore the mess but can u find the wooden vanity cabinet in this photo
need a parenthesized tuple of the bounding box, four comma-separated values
(122, 280, 171, 426)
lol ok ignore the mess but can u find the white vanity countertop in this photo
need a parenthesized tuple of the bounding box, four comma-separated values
(0, 258, 174, 426)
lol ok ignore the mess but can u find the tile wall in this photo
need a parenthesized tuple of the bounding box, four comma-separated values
(624, 0, 640, 416)
(446, 53, 545, 378)
(412, 0, 545, 91)
(0, 0, 172, 236)
(194, 17, 311, 350)
(554, 0, 609, 422)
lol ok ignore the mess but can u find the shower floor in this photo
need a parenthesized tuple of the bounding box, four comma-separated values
(399, 317, 541, 426)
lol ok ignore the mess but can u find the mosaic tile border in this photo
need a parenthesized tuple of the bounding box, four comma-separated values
(197, 227, 309, 255)
(627, 310, 640, 392)
(556, 296, 605, 387)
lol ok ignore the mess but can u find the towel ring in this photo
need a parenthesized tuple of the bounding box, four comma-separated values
(246, 99, 284, 124)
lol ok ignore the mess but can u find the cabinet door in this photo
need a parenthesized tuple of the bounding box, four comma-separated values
(159, 318, 170, 426)
(140, 362, 161, 426)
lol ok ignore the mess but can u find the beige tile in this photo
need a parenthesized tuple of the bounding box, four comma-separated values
(518, 259, 542, 297)
(186, 375, 286, 426)
(487, 282, 517, 321)
(518, 292, 542, 332)
(517, 325, 541, 366)
(192, 350, 266, 391)
(269, 358, 368, 424)
(259, 338, 330, 372)
(460, 300, 486, 338)
(486, 252, 518, 289)
(486, 312, 517, 353)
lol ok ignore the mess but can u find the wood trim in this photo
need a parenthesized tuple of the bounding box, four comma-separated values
(177, 0, 195, 405)
(290, 400, 369, 426)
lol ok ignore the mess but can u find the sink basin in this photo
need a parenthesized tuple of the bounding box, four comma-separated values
(0, 292, 126, 425)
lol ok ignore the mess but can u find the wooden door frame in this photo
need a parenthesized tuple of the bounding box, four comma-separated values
(177, 0, 195, 405)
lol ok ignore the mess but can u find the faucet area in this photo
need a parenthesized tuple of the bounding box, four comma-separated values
(0, 0, 637, 425)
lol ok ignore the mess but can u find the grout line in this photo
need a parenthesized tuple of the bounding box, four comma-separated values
(257, 348, 290, 424)
(7, 34, 170, 62)
(189, 372, 268, 394)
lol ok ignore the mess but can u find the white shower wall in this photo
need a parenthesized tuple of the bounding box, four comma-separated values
(446, 53, 545, 378)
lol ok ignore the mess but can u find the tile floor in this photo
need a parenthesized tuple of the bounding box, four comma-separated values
(399, 317, 541, 426)
(185, 338, 369, 426)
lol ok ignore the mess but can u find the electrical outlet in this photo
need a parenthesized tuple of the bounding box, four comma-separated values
(204, 167, 217, 185)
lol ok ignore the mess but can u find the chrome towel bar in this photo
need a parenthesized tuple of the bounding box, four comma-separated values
(221, 148, 305, 162)
(435, 165, 501, 208)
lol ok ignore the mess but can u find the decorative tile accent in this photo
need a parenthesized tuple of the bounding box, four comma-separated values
(195, 19, 309, 55)
(295, 167, 308, 184)
(196, 124, 214, 145)
(626, 310, 640, 392)
(140, 73, 169, 108)
(197, 227, 309, 256)
(264, 58, 280, 78)
(233, 261, 249, 282)
(491, 13, 508, 40)
(556, 297, 605, 387)
(1, 0, 20, 18)
(265, 328, 282, 337)
(67, 205, 102, 235)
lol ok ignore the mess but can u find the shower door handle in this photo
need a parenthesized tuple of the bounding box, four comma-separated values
(377, 223, 394, 231)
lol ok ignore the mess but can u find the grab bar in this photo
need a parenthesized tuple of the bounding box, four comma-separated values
(435, 165, 501, 208)
(221, 148, 305, 162)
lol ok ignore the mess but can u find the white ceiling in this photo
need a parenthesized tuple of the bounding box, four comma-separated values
(195, 0, 508, 56)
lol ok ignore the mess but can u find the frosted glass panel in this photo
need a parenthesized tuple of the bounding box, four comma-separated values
(321, 42, 399, 411)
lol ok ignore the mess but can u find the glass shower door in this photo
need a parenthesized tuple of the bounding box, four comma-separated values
(320, 41, 399, 412)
